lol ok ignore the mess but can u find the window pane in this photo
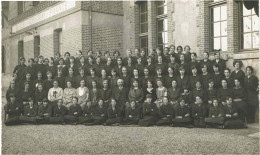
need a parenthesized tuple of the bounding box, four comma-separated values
(252, 15, 259, 31)
(163, 5, 167, 14)
(164, 19, 168, 31)
(213, 7, 220, 22)
(243, 33, 252, 49)
(140, 13, 147, 23)
(157, 7, 164, 16)
(163, 32, 168, 44)
(253, 32, 259, 48)
(158, 20, 164, 32)
(221, 37, 227, 51)
(140, 2, 147, 13)
(141, 23, 148, 33)
(157, 1, 164, 6)
(214, 22, 221, 37)
(140, 36, 148, 48)
(243, 4, 251, 16)
(221, 5, 227, 21)
(158, 33, 163, 45)
(214, 38, 221, 50)
(221, 21, 227, 36)
(243, 16, 252, 33)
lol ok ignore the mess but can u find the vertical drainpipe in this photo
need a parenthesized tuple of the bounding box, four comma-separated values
(89, 6, 92, 51)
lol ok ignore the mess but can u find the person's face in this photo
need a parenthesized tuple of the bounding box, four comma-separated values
(39, 57, 44, 63)
(70, 58, 75, 64)
(196, 82, 201, 89)
(133, 70, 138, 76)
(224, 70, 230, 77)
(114, 52, 119, 58)
(203, 53, 209, 59)
(111, 71, 116, 77)
(20, 59, 25, 64)
(202, 66, 207, 73)
(235, 62, 240, 69)
(141, 51, 145, 56)
(90, 70, 95, 76)
(38, 85, 43, 91)
(180, 55, 185, 61)
(127, 50, 131, 56)
(122, 67, 127, 74)
(96, 57, 101, 64)
(156, 49, 161, 54)
(170, 56, 175, 62)
(107, 58, 112, 64)
(10, 81, 15, 88)
(44, 59, 49, 65)
(34, 57, 38, 63)
(183, 89, 188, 94)
(47, 73, 52, 79)
(196, 96, 202, 103)
(118, 80, 123, 86)
(226, 98, 232, 106)
(172, 81, 177, 88)
(213, 66, 219, 72)
(26, 73, 31, 80)
(28, 59, 33, 66)
(103, 81, 108, 88)
(72, 98, 77, 104)
(213, 100, 218, 107)
(147, 98, 152, 103)
(137, 58, 141, 64)
(221, 80, 227, 88)
(57, 100, 62, 107)
(43, 101, 48, 106)
(144, 69, 149, 76)
(147, 81, 152, 88)
(67, 81, 72, 88)
(128, 58, 132, 64)
(80, 57, 85, 63)
(80, 80, 85, 87)
(157, 69, 162, 75)
(179, 69, 185, 75)
(133, 81, 138, 87)
(209, 82, 214, 88)
(191, 54, 196, 60)
(134, 49, 139, 54)
(158, 56, 162, 63)
(157, 81, 162, 87)
(80, 69, 84, 75)
(180, 100, 185, 106)
(147, 58, 151, 63)
(88, 51, 93, 56)
(58, 70, 62, 76)
(234, 79, 240, 87)
(111, 100, 116, 107)
(131, 101, 135, 108)
(163, 98, 168, 105)
(192, 68, 197, 75)
(10, 97, 15, 102)
(69, 69, 74, 75)
(101, 70, 106, 77)
(117, 58, 122, 65)
(88, 57, 93, 63)
(170, 46, 175, 52)
(92, 81, 97, 87)
(53, 81, 58, 88)
(246, 68, 252, 75)
(177, 47, 182, 53)
(184, 47, 190, 52)
(168, 68, 173, 74)
(98, 100, 103, 107)
(215, 52, 220, 59)
(59, 59, 64, 65)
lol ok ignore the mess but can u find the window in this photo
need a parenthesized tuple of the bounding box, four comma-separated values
(53, 28, 63, 55)
(18, 40, 24, 63)
(17, 1, 24, 15)
(140, 36, 148, 55)
(211, 4, 227, 52)
(156, 0, 168, 50)
(240, 4, 259, 49)
(140, 1, 148, 34)
(33, 1, 40, 6)
(34, 36, 40, 57)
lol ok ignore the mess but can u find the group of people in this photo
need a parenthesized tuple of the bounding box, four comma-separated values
(4, 45, 259, 128)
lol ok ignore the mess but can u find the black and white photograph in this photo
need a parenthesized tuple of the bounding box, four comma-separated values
(1, 0, 259, 154)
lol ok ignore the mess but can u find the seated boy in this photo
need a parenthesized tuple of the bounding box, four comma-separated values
(156, 97, 174, 126)
(124, 101, 140, 125)
(172, 97, 192, 127)
(4, 94, 21, 126)
(36, 98, 52, 124)
(138, 94, 159, 127)
(223, 97, 245, 129)
(19, 97, 38, 124)
(49, 99, 67, 124)
(191, 96, 207, 127)
(205, 98, 224, 128)
(106, 98, 123, 125)
(64, 97, 82, 125)
(78, 101, 94, 125)
(92, 99, 107, 125)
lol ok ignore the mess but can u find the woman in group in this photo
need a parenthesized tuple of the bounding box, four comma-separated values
(168, 80, 181, 110)
(144, 80, 156, 103)
(57, 58, 68, 77)
(76, 80, 90, 109)
(63, 81, 77, 109)
(244, 66, 259, 123)
(231, 61, 245, 85)
(48, 80, 63, 106)
(65, 67, 77, 88)
(47, 57, 57, 77)
(155, 79, 167, 108)
(217, 79, 233, 106)
(89, 80, 100, 107)
(64, 96, 82, 124)
(86, 68, 99, 89)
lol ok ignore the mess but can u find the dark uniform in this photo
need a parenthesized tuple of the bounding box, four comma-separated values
(156, 104, 174, 126)
(78, 105, 94, 124)
(124, 106, 140, 125)
(49, 105, 67, 124)
(19, 104, 38, 124)
(232, 86, 247, 122)
(205, 106, 224, 127)
(99, 88, 112, 109)
(167, 88, 181, 110)
(106, 106, 123, 125)
(172, 104, 192, 126)
(192, 103, 207, 127)
(92, 105, 107, 125)
(223, 105, 244, 128)
(4, 101, 22, 125)
(64, 104, 82, 124)
(37, 104, 52, 124)
(138, 101, 159, 127)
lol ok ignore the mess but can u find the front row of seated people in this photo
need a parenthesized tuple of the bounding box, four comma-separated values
(5, 92, 245, 129)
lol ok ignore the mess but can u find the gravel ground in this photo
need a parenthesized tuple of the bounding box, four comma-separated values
(2, 124, 259, 154)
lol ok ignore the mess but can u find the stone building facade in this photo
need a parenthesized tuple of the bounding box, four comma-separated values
(2, 0, 259, 77)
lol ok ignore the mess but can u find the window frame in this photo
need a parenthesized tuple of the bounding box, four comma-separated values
(238, 2, 259, 52)
(209, 1, 227, 53)
(139, 1, 148, 34)
(156, 0, 168, 50)
(139, 36, 148, 56)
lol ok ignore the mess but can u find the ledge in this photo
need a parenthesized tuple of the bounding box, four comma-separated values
(233, 51, 259, 60)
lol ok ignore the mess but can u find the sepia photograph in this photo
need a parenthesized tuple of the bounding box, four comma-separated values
(1, 0, 259, 154)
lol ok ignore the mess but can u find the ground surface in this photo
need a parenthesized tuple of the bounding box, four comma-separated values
(1, 86, 259, 154)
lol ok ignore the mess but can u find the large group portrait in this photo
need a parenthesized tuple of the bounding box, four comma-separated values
(1, 0, 259, 154)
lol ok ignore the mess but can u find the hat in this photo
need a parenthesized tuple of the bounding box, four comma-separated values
(146, 94, 152, 99)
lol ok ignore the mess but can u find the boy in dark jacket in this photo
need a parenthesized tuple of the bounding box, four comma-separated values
(78, 101, 94, 124)
(172, 97, 192, 127)
(156, 97, 174, 126)
(36, 98, 52, 124)
(192, 96, 207, 127)
(49, 99, 67, 124)
(19, 97, 38, 124)
(4, 94, 21, 126)
(124, 101, 140, 125)
(64, 97, 82, 124)
(205, 98, 224, 128)
(92, 99, 107, 125)
(106, 98, 123, 125)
